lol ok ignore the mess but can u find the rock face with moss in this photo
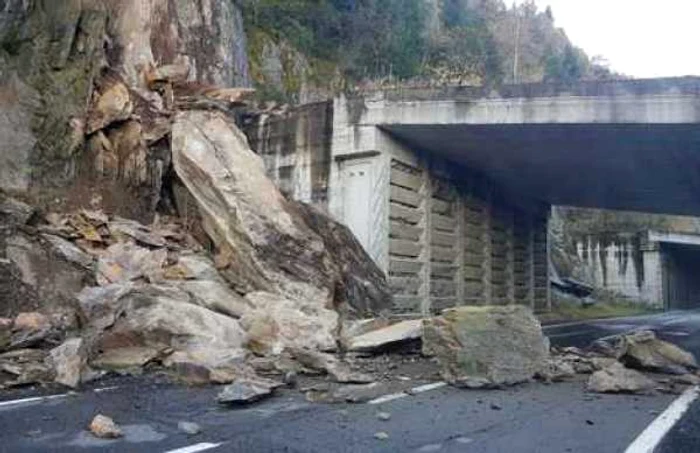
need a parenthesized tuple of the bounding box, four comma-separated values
(0, 0, 250, 219)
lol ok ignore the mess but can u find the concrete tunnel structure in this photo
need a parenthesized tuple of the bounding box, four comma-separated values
(245, 77, 700, 315)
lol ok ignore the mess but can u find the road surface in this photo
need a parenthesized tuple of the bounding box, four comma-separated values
(2, 310, 700, 452)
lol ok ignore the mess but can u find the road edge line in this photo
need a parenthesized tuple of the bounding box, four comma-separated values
(624, 385, 699, 453)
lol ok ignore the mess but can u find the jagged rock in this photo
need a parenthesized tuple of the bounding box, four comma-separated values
(537, 358, 577, 382)
(87, 77, 133, 134)
(48, 338, 87, 388)
(304, 382, 388, 404)
(0, 318, 11, 350)
(95, 242, 168, 285)
(292, 202, 392, 318)
(90, 347, 160, 371)
(618, 330, 697, 375)
(0, 348, 54, 387)
(0, 196, 35, 225)
(41, 234, 94, 269)
(89, 414, 123, 439)
(13, 312, 51, 333)
(217, 377, 282, 405)
(240, 292, 338, 355)
(171, 109, 338, 304)
(423, 306, 549, 388)
(674, 374, 700, 386)
(288, 348, 374, 384)
(4, 233, 89, 318)
(348, 320, 423, 353)
(80, 284, 248, 375)
(108, 218, 167, 248)
(587, 362, 656, 394)
(176, 280, 251, 319)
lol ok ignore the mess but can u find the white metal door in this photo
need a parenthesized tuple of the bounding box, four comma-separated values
(341, 159, 372, 251)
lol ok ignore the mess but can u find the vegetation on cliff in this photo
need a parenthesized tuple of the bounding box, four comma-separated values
(241, 0, 615, 100)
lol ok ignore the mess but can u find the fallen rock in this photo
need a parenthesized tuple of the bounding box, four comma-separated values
(673, 374, 700, 386)
(89, 414, 123, 439)
(177, 421, 202, 436)
(96, 242, 168, 285)
(293, 202, 392, 317)
(217, 377, 282, 405)
(81, 284, 248, 376)
(41, 234, 94, 268)
(87, 77, 133, 134)
(376, 412, 391, 421)
(288, 348, 374, 384)
(48, 338, 86, 388)
(374, 431, 389, 441)
(0, 349, 54, 387)
(176, 280, 251, 319)
(13, 312, 51, 333)
(618, 331, 697, 375)
(423, 306, 549, 388)
(90, 347, 160, 371)
(306, 382, 390, 404)
(0, 196, 35, 225)
(171, 109, 337, 304)
(241, 292, 338, 355)
(537, 358, 576, 382)
(587, 362, 656, 394)
(348, 320, 423, 353)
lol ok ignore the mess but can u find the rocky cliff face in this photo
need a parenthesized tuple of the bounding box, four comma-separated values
(0, 0, 250, 215)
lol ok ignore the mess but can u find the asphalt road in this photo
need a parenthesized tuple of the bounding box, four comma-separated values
(3, 310, 700, 453)
(0, 377, 674, 453)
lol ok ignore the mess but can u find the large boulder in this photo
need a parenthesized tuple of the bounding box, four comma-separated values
(423, 306, 550, 388)
(587, 362, 656, 394)
(172, 109, 337, 304)
(79, 284, 248, 378)
(293, 202, 392, 318)
(617, 330, 697, 374)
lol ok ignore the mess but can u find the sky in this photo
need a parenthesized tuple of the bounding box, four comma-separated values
(519, 0, 700, 78)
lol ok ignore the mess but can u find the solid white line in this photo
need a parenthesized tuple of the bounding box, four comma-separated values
(368, 382, 447, 405)
(624, 386, 699, 453)
(0, 393, 69, 408)
(163, 442, 223, 453)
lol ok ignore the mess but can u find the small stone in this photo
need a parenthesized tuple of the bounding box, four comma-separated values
(586, 420, 595, 426)
(376, 412, 391, 421)
(178, 421, 202, 436)
(490, 403, 502, 411)
(89, 414, 123, 439)
(217, 378, 281, 405)
(283, 371, 298, 388)
(374, 431, 389, 441)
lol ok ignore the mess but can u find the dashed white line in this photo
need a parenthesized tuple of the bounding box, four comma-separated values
(368, 382, 447, 405)
(0, 386, 119, 409)
(625, 385, 699, 453)
(163, 442, 223, 453)
(0, 393, 70, 408)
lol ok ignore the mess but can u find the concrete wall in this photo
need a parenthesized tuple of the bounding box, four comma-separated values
(382, 135, 550, 315)
(575, 236, 663, 308)
(244, 101, 334, 208)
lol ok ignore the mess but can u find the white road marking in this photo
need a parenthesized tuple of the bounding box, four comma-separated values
(163, 443, 223, 453)
(368, 382, 447, 405)
(0, 393, 70, 408)
(0, 386, 120, 409)
(625, 385, 699, 453)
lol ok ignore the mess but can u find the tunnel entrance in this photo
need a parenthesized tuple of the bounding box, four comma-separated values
(663, 242, 700, 310)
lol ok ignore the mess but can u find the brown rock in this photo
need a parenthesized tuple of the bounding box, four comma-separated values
(587, 362, 656, 394)
(87, 78, 133, 134)
(288, 348, 374, 384)
(89, 414, 123, 439)
(619, 330, 697, 374)
(13, 313, 51, 333)
(48, 338, 87, 388)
